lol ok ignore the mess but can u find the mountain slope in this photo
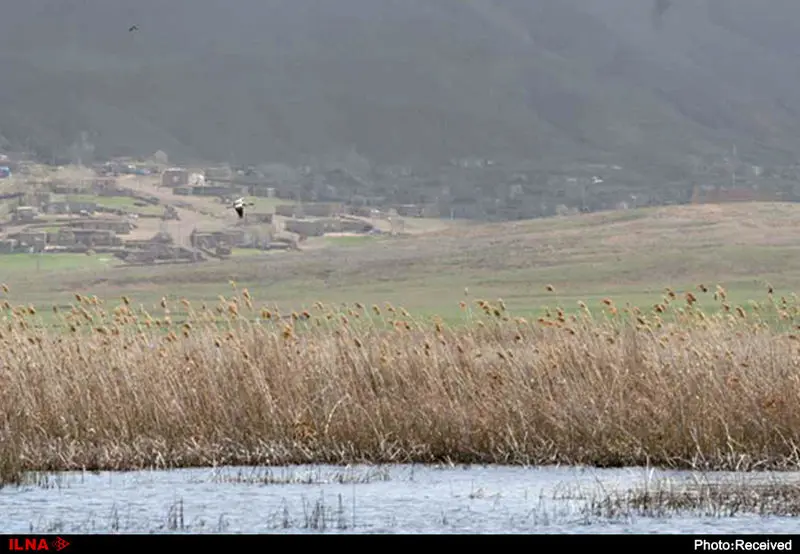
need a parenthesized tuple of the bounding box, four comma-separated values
(1, 0, 800, 172)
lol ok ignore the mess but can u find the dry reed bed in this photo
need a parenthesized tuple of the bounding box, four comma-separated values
(582, 478, 800, 519)
(2, 283, 800, 485)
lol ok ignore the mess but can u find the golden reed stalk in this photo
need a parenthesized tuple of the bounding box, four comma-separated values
(1, 284, 800, 485)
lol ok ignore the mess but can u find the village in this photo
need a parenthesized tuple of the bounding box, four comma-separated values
(0, 144, 791, 270)
(0, 158, 417, 267)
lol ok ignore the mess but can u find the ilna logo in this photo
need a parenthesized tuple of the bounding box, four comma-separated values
(7, 537, 70, 552)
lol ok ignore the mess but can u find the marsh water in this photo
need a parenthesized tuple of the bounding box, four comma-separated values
(2, 464, 800, 534)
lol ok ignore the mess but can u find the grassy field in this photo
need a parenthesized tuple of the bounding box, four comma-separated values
(323, 235, 382, 246)
(0, 252, 120, 278)
(229, 248, 273, 258)
(4, 201, 799, 319)
(248, 197, 296, 212)
(2, 202, 800, 481)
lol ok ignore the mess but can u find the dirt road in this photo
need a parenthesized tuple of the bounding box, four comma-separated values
(118, 176, 233, 244)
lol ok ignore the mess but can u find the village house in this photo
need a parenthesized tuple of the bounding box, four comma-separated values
(67, 218, 135, 234)
(395, 204, 425, 217)
(120, 243, 201, 264)
(161, 168, 190, 187)
(49, 182, 84, 195)
(189, 229, 247, 250)
(64, 229, 122, 248)
(348, 206, 382, 218)
(12, 206, 38, 223)
(46, 200, 98, 215)
(283, 218, 325, 237)
(338, 217, 375, 233)
(13, 230, 47, 251)
(95, 177, 117, 190)
(80, 178, 117, 192)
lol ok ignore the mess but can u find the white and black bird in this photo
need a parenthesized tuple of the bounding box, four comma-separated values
(128, 24, 139, 32)
(232, 197, 255, 219)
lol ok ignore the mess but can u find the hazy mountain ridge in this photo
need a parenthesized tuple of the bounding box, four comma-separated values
(2, 0, 800, 173)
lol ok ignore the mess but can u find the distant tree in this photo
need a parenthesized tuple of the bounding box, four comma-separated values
(153, 150, 169, 166)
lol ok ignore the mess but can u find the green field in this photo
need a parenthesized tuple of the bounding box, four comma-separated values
(3, 202, 800, 324)
(323, 234, 381, 246)
(228, 248, 287, 258)
(249, 197, 296, 212)
(0, 252, 120, 278)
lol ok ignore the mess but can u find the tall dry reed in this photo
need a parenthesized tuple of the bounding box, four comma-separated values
(1, 285, 800, 484)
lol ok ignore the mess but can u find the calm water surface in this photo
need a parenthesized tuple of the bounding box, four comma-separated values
(2, 465, 800, 534)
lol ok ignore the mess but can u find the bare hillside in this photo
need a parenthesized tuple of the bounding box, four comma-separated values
(2, 0, 800, 177)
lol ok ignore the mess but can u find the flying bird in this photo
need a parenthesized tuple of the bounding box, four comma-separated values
(232, 197, 255, 219)
(129, 25, 139, 32)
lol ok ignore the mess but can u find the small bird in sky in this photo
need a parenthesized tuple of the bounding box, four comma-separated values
(232, 197, 255, 219)
(129, 25, 139, 32)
